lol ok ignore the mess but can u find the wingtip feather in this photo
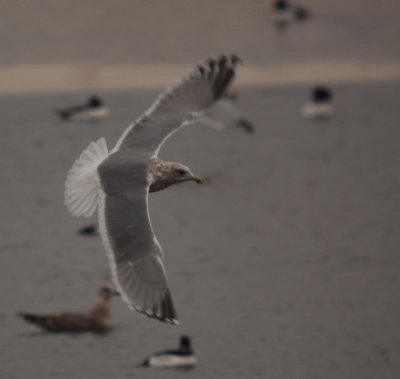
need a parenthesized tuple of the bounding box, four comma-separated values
(123, 289, 179, 325)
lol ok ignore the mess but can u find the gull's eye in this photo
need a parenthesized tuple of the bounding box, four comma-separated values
(175, 168, 186, 175)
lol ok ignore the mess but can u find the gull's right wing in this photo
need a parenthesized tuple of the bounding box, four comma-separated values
(113, 54, 242, 156)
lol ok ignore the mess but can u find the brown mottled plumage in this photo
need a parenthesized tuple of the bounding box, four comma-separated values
(148, 158, 202, 193)
(17, 285, 119, 333)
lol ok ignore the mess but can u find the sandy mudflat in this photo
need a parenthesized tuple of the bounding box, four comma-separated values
(0, 0, 399, 66)
(0, 82, 399, 378)
(2, 60, 400, 95)
(0, 0, 400, 378)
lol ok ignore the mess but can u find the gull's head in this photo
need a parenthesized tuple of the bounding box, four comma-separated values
(312, 86, 333, 104)
(88, 96, 103, 108)
(274, 0, 289, 11)
(149, 160, 203, 193)
(170, 163, 203, 185)
(98, 285, 120, 301)
(179, 335, 193, 353)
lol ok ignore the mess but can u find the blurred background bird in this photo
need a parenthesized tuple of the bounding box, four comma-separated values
(197, 89, 255, 134)
(78, 224, 98, 237)
(141, 336, 197, 369)
(301, 85, 334, 120)
(293, 3, 311, 21)
(17, 285, 119, 333)
(55, 95, 109, 122)
(272, 0, 311, 30)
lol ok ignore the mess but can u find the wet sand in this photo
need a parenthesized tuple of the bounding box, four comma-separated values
(1, 60, 400, 95)
(0, 82, 399, 378)
(0, 0, 400, 378)
(0, 0, 399, 66)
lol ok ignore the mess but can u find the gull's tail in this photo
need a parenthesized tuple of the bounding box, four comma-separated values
(55, 108, 71, 120)
(17, 312, 55, 331)
(64, 138, 109, 217)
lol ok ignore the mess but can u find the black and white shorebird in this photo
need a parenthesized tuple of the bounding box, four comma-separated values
(301, 85, 334, 119)
(56, 95, 109, 122)
(197, 90, 255, 134)
(17, 285, 119, 333)
(142, 336, 197, 368)
(64, 55, 242, 324)
(272, 0, 310, 30)
(273, 0, 292, 30)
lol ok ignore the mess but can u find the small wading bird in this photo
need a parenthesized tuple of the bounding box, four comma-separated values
(56, 95, 109, 122)
(17, 285, 119, 333)
(301, 85, 334, 120)
(142, 336, 197, 368)
(64, 55, 242, 324)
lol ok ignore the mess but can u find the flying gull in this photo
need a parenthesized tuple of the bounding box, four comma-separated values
(64, 55, 242, 324)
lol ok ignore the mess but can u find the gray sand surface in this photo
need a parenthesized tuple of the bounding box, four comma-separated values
(1, 83, 399, 378)
(0, 1, 399, 378)
(0, 0, 399, 66)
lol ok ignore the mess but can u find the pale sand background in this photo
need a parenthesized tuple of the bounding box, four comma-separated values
(0, 1, 399, 378)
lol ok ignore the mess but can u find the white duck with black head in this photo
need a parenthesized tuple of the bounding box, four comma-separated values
(273, 0, 292, 30)
(272, 0, 311, 30)
(56, 95, 109, 122)
(302, 85, 334, 120)
(142, 336, 197, 368)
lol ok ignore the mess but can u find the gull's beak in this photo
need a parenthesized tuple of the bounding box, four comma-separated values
(191, 176, 203, 184)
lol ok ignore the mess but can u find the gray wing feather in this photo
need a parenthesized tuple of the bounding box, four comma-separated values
(95, 55, 242, 324)
(97, 156, 177, 324)
(114, 54, 242, 154)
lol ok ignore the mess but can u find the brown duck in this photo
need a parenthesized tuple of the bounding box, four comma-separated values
(17, 285, 119, 333)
